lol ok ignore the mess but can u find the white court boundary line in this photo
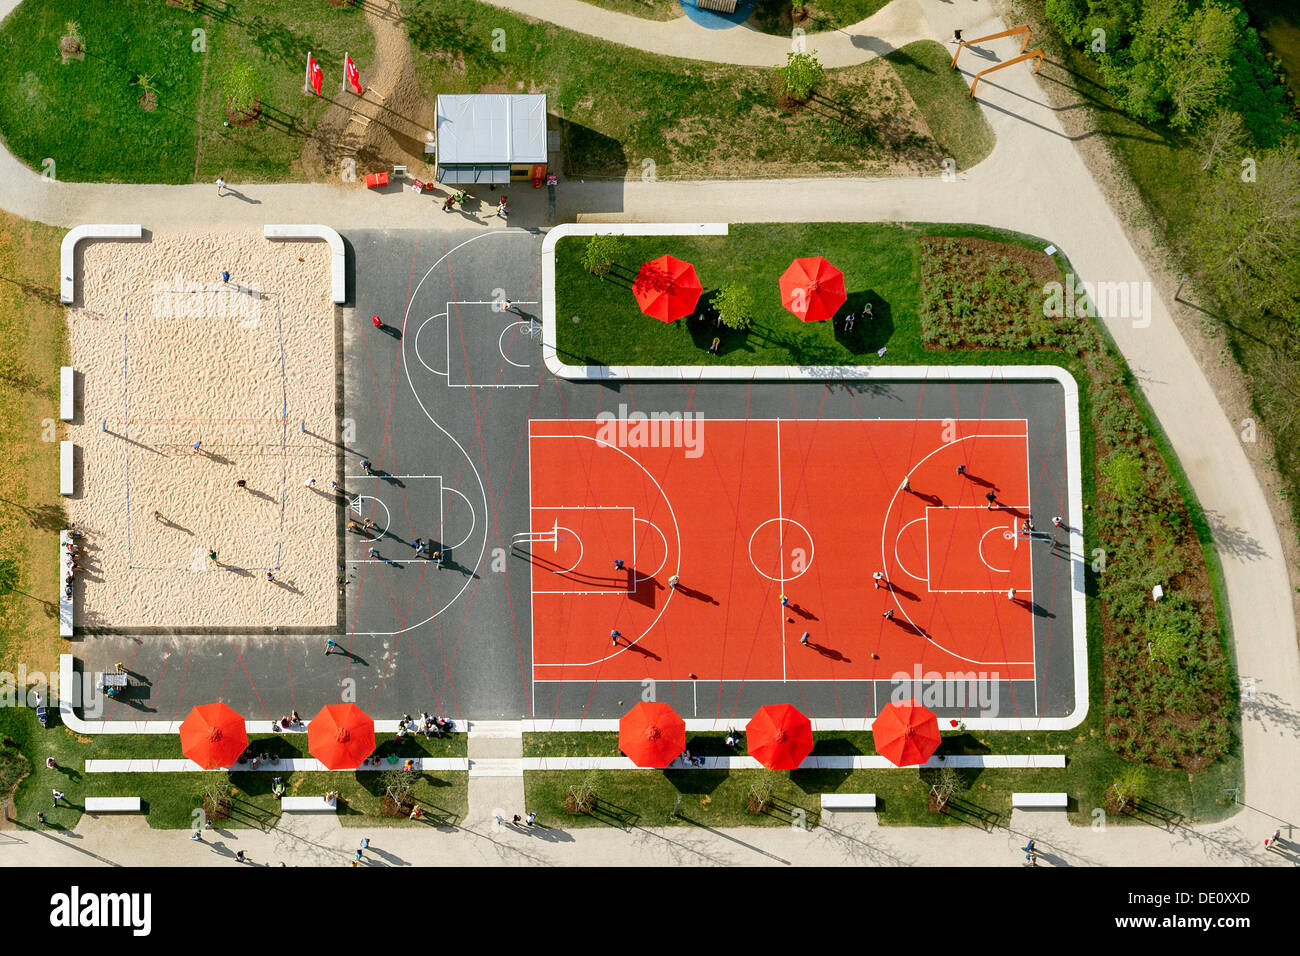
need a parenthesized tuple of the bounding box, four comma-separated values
(540, 224, 1087, 732)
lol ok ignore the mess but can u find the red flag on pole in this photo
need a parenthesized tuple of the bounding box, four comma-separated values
(344, 53, 363, 96)
(306, 51, 323, 96)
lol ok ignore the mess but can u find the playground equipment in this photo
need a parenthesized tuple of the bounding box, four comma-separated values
(951, 25, 1045, 98)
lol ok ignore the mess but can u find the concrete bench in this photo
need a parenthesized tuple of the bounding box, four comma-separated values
(264, 225, 346, 304)
(85, 796, 141, 812)
(280, 796, 337, 812)
(1012, 792, 1069, 809)
(58, 532, 74, 637)
(60, 441, 73, 496)
(60, 225, 143, 304)
(60, 367, 74, 421)
(820, 793, 877, 810)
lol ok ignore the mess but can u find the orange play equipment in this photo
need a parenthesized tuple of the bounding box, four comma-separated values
(950, 24, 1045, 98)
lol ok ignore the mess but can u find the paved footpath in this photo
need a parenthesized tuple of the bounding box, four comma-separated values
(0, 0, 1294, 865)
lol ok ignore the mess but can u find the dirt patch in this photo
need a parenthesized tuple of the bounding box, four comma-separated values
(301, 1, 438, 181)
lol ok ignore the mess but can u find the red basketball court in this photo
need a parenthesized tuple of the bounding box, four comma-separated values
(526, 417, 1038, 687)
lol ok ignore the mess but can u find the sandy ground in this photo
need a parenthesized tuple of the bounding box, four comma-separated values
(67, 230, 338, 629)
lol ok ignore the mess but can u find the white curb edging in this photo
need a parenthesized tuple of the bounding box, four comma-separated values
(60, 224, 143, 303)
(264, 224, 346, 303)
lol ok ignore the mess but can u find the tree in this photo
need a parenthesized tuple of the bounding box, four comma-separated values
(59, 21, 84, 60)
(711, 282, 754, 330)
(223, 62, 263, 116)
(747, 772, 776, 813)
(1100, 0, 1238, 128)
(778, 50, 824, 102)
(381, 768, 413, 805)
(1196, 109, 1246, 171)
(1165, 1, 1239, 129)
(565, 775, 596, 814)
(1187, 139, 1300, 322)
(929, 766, 966, 810)
(581, 234, 625, 276)
(133, 73, 158, 111)
(1106, 765, 1146, 812)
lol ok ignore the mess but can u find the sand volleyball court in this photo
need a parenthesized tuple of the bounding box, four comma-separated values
(67, 230, 338, 629)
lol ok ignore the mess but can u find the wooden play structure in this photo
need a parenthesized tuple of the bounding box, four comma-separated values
(951, 25, 1044, 98)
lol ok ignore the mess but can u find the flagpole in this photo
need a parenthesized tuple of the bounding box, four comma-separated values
(342, 53, 347, 94)
(305, 50, 311, 95)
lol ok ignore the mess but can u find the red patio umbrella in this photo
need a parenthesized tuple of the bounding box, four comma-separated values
(779, 256, 846, 323)
(872, 700, 942, 767)
(632, 255, 703, 322)
(308, 703, 376, 770)
(179, 702, 249, 770)
(618, 701, 687, 768)
(746, 703, 814, 770)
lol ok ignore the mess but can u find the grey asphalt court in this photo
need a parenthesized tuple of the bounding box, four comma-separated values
(75, 229, 1077, 726)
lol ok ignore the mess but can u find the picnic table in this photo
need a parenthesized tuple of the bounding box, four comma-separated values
(102, 672, 127, 698)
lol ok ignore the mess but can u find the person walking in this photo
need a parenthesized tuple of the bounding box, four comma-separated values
(985, 490, 997, 510)
(780, 594, 789, 607)
(1052, 516, 1064, 528)
(36, 811, 46, 826)
(236, 479, 247, 490)
(193, 441, 202, 453)
(360, 837, 370, 849)
(873, 571, 885, 589)
(304, 477, 315, 489)
(610, 629, 621, 646)
(956, 463, 966, 476)
(360, 458, 373, 475)
(901, 476, 910, 492)
(442, 194, 455, 211)
(216, 177, 227, 196)
(46, 756, 56, 770)
(266, 571, 274, 583)
(235, 849, 247, 863)
(800, 631, 810, 646)
(1007, 587, 1017, 602)
(324, 638, 339, 656)
(353, 848, 363, 862)
(371, 315, 383, 329)
(667, 574, 679, 590)
(952, 29, 963, 43)
(221, 271, 230, 284)
(526, 811, 537, 826)
(882, 609, 894, 621)
(496, 195, 508, 218)
(191, 830, 203, 842)
(413, 538, 424, 553)
(512, 814, 522, 826)
(844, 313, 855, 331)
(613, 558, 624, 570)
(52, 789, 64, 805)
(502, 299, 513, 313)
(208, 549, 218, 563)
(709, 336, 720, 354)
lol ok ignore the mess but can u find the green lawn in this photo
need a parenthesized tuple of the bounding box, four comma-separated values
(405, 0, 990, 180)
(0, 708, 468, 830)
(555, 222, 1046, 367)
(0, 212, 66, 678)
(0, 0, 373, 183)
